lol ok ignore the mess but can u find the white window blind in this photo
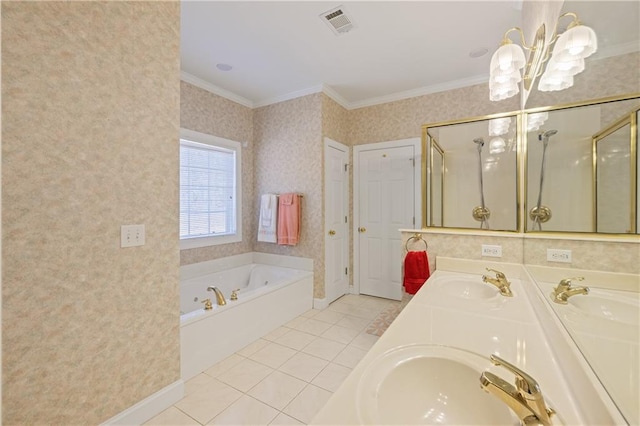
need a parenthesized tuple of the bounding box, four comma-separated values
(180, 139, 237, 239)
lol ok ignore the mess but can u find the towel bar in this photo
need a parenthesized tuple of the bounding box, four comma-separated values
(405, 233, 428, 252)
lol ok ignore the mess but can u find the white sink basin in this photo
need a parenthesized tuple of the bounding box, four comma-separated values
(568, 295, 639, 326)
(432, 275, 498, 300)
(356, 345, 518, 425)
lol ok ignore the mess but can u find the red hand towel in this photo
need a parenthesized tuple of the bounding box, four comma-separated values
(403, 251, 430, 295)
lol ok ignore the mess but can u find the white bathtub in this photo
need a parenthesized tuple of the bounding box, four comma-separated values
(180, 253, 313, 380)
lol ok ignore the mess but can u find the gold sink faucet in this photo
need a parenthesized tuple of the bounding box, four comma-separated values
(480, 354, 555, 426)
(552, 277, 589, 304)
(482, 268, 513, 297)
(207, 286, 227, 306)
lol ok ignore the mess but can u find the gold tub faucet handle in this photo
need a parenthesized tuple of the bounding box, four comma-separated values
(201, 299, 213, 311)
(230, 289, 240, 301)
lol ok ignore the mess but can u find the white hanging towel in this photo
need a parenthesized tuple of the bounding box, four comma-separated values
(257, 194, 278, 243)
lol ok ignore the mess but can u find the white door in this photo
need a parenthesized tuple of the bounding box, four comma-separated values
(324, 138, 349, 305)
(355, 139, 420, 300)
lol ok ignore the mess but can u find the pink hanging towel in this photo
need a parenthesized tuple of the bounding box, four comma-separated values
(277, 193, 301, 245)
(403, 251, 430, 295)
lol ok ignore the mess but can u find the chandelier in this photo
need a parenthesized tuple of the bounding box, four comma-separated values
(489, 12, 597, 102)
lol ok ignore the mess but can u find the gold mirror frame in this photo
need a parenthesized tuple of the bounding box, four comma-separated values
(421, 93, 640, 237)
(429, 140, 444, 227)
(421, 112, 522, 232)
(523, 93, 640, 235)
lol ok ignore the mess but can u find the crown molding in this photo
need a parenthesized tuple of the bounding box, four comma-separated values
(252, 85, 325, 108)
(320, 84, 351, 110)
(180, 71, 254, 108)
(346, 74, 490, 110)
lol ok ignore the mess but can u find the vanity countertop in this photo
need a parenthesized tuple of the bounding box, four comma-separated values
(311, 258, 627, 425)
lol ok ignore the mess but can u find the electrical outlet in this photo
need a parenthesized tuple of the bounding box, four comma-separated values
(121, 224, 145, 248)
(547, 248, 571, 263)
(481, 244, 502, 257)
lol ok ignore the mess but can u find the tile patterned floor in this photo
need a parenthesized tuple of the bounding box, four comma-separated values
(144, 294, 403, 426)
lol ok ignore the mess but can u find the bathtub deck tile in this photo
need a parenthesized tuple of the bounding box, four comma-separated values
(247, 370, 307, 410)
(208, 395, 279, 426)
(217, 358, 274, 393)
(273, 329, 316, 351)
(248, 342, 297, 369)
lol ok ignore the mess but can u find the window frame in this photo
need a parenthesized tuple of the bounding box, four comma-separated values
(179, 128, 242, 249)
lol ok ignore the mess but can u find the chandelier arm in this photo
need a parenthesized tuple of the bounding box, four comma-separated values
(502, 27, 533, 50)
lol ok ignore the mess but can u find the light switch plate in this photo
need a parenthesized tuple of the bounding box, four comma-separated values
(547, 248, 571, 263)
(481, 244, 502, 257)
(121, 224, 145, 248)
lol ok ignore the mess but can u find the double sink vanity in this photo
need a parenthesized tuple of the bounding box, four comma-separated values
(312, 257, 639, 426)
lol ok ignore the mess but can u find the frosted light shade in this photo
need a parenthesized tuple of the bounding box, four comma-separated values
(490, 43, 526, 75)
(490, 80, 519, 101)
(527, 112, 549, 132)
(489, 117, 511, 136)
(552, 25, 597, 62)
(546, 56, 585, 76)
(538, 71, 574, 92)
(491, 70, 521, 85)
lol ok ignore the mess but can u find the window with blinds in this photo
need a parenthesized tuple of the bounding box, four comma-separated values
(179, 130, 242, 248)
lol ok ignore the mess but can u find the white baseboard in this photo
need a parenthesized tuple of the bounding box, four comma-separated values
(313, 297, 329, 310)
(101, 380, 184, 426)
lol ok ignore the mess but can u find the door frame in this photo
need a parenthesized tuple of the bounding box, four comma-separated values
(352, 138, 422, 296)
(324, 137, 350, 306)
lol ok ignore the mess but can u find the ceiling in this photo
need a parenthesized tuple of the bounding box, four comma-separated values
(180, 1, 640, 110)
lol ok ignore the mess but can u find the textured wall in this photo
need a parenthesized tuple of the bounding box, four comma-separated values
(2, 2, 180, 424)
(253, 94, 325, 298)
(179, 82, 254, 264)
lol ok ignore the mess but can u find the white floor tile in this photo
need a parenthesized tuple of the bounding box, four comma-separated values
(269, 412, 304, 425)
(184, 373, 215, 396)
(335, 315, 371, 332)
(321, 324, 359, 344)
(335, 294, 364, 306)
(174, 378, 242, 424)
(333, 345, 368, 369)
(143, 406, 199, 426)
(300, 309, 320, 318)
(312, 309, 345, 324)
(283, 384, 333, 424)
(263, 326, 291, 342)
(293, 318, 333, 336)
(311, 362, 352, 392)
(237, 338, 270, 357)
(217, 358, 274, 392)
(248, 342, 297, 369)
(301, 337, 346, 361)
(204, 354, 245, 378)
(274, 329, 316, 351)
(351, 332, 379, 350)
(248, 370, 307, 410)
(284, 316, 308, 329)
(209, 395, 279, 425)
(278, 352, 329, 382)
(346, 305, 380, 320)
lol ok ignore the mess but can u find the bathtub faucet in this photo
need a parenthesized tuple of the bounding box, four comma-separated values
(207, 286, 227, 306)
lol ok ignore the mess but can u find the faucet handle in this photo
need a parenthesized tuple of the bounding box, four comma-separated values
(558, 276, 584, 287)
(489, 354, 540, 397)
(485, 268, 507, 280)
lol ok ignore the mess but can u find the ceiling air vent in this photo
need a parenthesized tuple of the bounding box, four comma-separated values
(320, 6, 355, 36)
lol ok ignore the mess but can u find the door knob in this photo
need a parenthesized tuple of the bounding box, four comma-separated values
(358, 227, 367, 233)
(328, 230, 336, 236)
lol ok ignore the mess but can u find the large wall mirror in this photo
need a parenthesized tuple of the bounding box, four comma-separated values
(524, 96, 640, 234)
(423, 113, 519, 231)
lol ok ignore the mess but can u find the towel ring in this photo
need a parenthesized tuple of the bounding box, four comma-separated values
(405, 233, 428, 252)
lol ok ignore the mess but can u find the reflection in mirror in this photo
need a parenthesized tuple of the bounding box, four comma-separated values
(424, 114, 519, 231)
(594, 118, 634, 233)
(525, 97, 640, 233)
